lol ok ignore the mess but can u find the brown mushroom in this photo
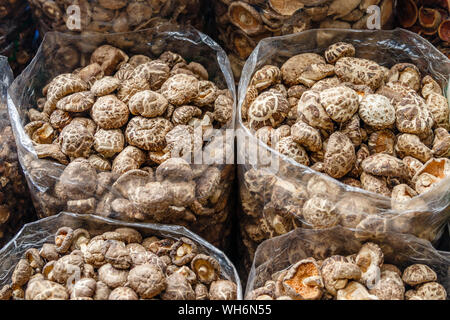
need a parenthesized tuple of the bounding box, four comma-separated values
(282, 258, 323, 300)
(170, 237, 198, 266)
(55, 227, 74, 254)
(209, 280, 238, 300)
(191, 254, 220, 285)
(127, 263, 166, 299)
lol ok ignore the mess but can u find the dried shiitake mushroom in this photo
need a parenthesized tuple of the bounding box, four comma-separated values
(249, 242, 447, 300)
(1, 227, 237, 300)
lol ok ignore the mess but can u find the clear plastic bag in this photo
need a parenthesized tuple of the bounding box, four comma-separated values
(0, 55, 36, 248)
(0, 211, 243, 299)
(236, 28, 450, 271)
(8, 24, 236, 250)
(245, 226, 450, 299)
(28, 0, 208, 35)
(212, 0, 396, 79)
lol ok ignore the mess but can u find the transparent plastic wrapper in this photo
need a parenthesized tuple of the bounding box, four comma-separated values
(28, 0, 208, 35)
(396, 0, 450, 59)
(8, 24, 236, 251)
(0, 1, 38, 75)
(212, 0, 396, 79)
(245, 226, 450, 300)
(236, 28, 450, 272)
(0, 212, 243, 300)
(0, 55, 36, 249)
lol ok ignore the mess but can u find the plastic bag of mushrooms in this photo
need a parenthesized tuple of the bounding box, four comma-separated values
(0, 55, 36, 249)
(212, 0, 396, 80)
(27, 0, 208, 36)
(236, 28, 450, 272)
(245, 226, 450, 300)
(7, 24, 236, 251)
(0, 212, 242, 300)
(0, 0, 38, 75)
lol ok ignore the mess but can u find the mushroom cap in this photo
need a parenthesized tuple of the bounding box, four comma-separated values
(361, 153, 407, 178)
(127, 263, 166, 299)
(91, 95, 129, 129)
(250, 65, 281, 92)
(320, 86, 359, 123)
(12, 259, 32, 287)
(324, 132, 356, 179)
(161, 74, 199, 106)
(91, 76, 121, 96)
(402, 264, 437, 286)
(108, 287, 139, 300)
(114, 228, 143, 244)
(282, 258, 323, 300)
(359, 94, 396, 129)
(209, 280, 238, 301)
(335, 57, 385, 91)
(356, 242, 384, 288)
(248, 90, 289, 130)
(25, 280, 69, 300)
(56, 91, 95, 113)
(415, 282, 447, 300)
(324, 42, 356, 64)
(104, 240, 132, 269)
(275, 136, 310, 166)
(155, 157, 193, 182)
(125, 116, 173, 151)
(54, 159, 97, 201)
(59, 123, 94, 158)
(98, 263, 128, 288)
(302, 196, 339, 229)
(71, 278, 96, 299)
(291, 121, 322, 152)
(160, 272, 195, 300)
(369, 271, 405, 300)
(396, 133, 433, 164)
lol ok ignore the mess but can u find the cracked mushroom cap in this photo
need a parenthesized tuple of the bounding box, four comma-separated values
(58, 123, 94, 158)
(335, 57, 385, 91)
(113, 169, 152, 199)
(248, 90, 289, 130)
(131, 60, 170, 91)
(415, 282, 447, 300)
(426, 92, 450, 130)
(127, 263, 166, 299)
(291, 121, 322, 152)
(170, 237, 198, 266)
(359, 94, 396, 129)
(228, 1, 264, 36)
(191, 254, 220, 285)
(361, 153, 407, 178)
(161, 74, 199, 106)
(282, 258, 323, 300)
(396, 95, 433, 135)
(128, 90, 168, 118)
(369, 271, 405, 300)
(396, 133, 433, 163)
(94, 129, 125, 158)
(125, 116, 173, 151)
(194, 283, 209, 300)
(90, 76, 121, 96)
(324, 42, 356, 64)
(56, 91, 95, 113)
(91, 95, 129, 129)
(402, 264, 437, 286)
(209, 280, 237, 301)
(432, 128, 450, 158)
(108, 287, 139, 300)
(336, 281, 379, 300)
(368, 130, 396, 156)
(320, 86, 359, 123)
(250, 65, 281, 91)
(360, 172, 391, 197)
(275, 136, 310, 166)
(112, 146, 146, 175)
(161, 272, 195, 300)
(356, 243, 384, 288)
(324, 132, 356, 179)
(321, 256, 361, 296)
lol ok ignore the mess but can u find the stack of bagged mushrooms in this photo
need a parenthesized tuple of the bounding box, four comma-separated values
(0, 226, 237, 300)
(23, 44, 235, 248)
